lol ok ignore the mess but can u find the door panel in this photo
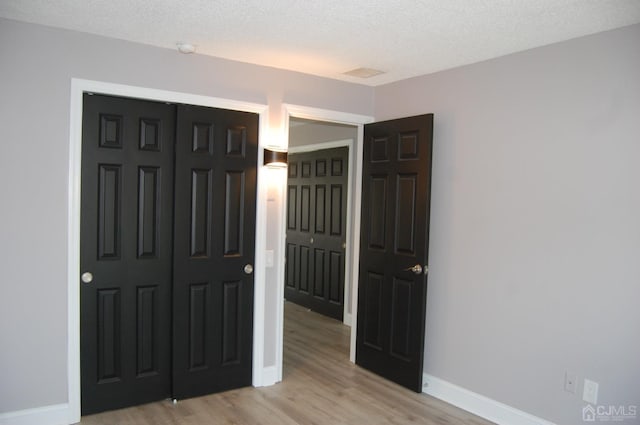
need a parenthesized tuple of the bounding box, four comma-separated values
(395, 174, 417, 254)
(224, 171, 245, 255)
(329, 251, 342, 302)
(356, 114, 433, 392)
(81, 94, 175, 414)
(172, 104, 257, 399)
(136, 285, 159, 375)
(363, 272, 384, 349)
(137, 167, 160, 258)
(285, 147, 348, 320)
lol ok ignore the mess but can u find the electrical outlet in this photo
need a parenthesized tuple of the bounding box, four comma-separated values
(583, 379, 599, 404)
(564, 372, 577, 394)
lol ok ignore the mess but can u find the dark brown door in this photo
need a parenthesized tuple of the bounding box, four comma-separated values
(285, 147, 348, 320)
(356, 114, 434, 392)
(172, 104, 258, 399)
(80, 94, 175, 414)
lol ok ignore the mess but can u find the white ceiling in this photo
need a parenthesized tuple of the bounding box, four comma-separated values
(2, 0, 639, 86)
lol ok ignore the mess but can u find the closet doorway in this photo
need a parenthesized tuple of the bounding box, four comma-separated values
(80, 94, 258, 414)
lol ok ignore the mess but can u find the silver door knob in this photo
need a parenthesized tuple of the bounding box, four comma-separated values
(244, 264, 254, 275)
(404, 264, 423, 275)
(81, 272, 93, 284)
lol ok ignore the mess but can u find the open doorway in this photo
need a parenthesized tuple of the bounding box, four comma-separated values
(282, 117, 358, 372)
(285, 118, 357, 323)
(275, 108, 432, 394)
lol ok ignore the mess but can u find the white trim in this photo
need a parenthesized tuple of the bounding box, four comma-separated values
(282, 104, 373, 370)
(423, 374, 557, 425)
(343, 312, 352, 327)
(0, 403, 71, 425)
(275, 108, 290, 383)
(344, 140, 356, 331)
(68, 79, 269, 421)
(284, 104, 373, 126)
(67, 80, 83, 424)
(74, 80, 267, 114)
(251, 111, 271, 387)
(275, 172, 287, 381)
(288, 139, 353, 153)
(260, 366, 280, 387)
(349, 123, 366, 362)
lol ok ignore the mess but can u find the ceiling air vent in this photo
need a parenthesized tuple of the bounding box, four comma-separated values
(343, 67, 385, 78)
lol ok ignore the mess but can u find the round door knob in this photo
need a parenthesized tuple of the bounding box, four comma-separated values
(81, 272, 93, 284)
(244, 264, 254, 275)
(404, 264, 423, 275)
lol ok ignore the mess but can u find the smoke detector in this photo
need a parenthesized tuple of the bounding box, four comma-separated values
(176, 43, 196, 54)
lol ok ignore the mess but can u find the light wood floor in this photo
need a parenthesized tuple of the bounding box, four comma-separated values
(79, 301, 493, 424)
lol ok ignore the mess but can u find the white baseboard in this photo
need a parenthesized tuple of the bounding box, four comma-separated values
(260, 365, 280, 387)
(0, 403, 72, 425)
(3, 373, 556, 425)
(2, 367, 281, 425)
(343, 312, 352, 327)
(423, 374, 556, 425)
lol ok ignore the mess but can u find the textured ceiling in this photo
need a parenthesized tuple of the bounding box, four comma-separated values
(1, 0, 639, 86)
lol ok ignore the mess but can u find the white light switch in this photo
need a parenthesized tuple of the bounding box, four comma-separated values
(265, 250, 274, 268)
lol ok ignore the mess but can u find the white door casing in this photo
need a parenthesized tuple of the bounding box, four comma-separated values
(68, 79, 269, 423)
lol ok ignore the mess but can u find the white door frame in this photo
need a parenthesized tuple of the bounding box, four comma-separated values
(67, 78, 269, 422)
(276, 105, 373, 379)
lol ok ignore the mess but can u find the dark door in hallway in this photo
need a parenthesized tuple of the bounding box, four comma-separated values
(356, 114, 434, 392)
(80, 94, 258, 414)
(285, 147, 348, 320)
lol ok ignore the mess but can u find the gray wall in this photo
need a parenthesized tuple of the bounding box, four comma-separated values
(375, 24, 640, 425)
(289, 118, 357, 148)
(0, 18, 372, 413)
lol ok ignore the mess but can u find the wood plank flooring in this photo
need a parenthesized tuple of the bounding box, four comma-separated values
(79, 301, 494, 424)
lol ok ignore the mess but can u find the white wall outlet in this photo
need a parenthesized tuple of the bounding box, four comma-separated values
(583, 379, 599, 404)
(564, 372, 577, 394)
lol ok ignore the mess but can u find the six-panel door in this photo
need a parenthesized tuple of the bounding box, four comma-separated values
(172, 104, 257, 399)
(356, 114, 434, 392)
(80, 94, 175, 414)
(285, 147, 348, 320)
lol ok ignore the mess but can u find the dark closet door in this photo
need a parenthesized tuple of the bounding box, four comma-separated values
(356, 114, 433, 392)
(80, 94, 175, 414)
(172, 104, 258, 399)
(285, 147, 348, 320)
